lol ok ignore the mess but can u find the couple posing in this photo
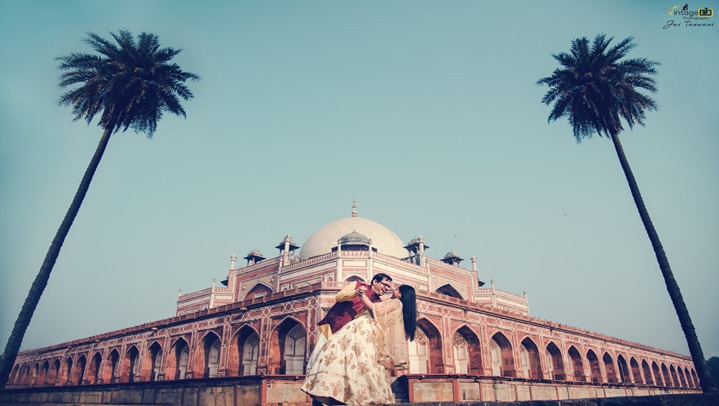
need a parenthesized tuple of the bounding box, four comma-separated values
(301, 273, 417, 405)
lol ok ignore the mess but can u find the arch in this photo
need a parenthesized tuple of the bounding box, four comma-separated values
(24, 363, 34, 386)
(232, 326, 260, 376)
(37, 361, 49, 387)
(30, 363, 39, 386)
(586, 350, 601, 383)
(652, 361, 664, 386)
(243, 331, 261, 375)
(141, 342, 163, 381)
(228, 325, 259, 376)
(453, 333, 469, 374)
(48, 359, 61, 386)
(207, 336, 221, 378)
(669, 365, 679, 388)
(284, 324, 306, 375)
(630, 357, 642, 384)
(545, 342, 565, 380)
(490, 332, 515, 377)
(268, 317, 306, 375)
(454, 326, 481, 375)
(166, 337, 190, 380)
(22, 363, 33, 386)
(344, 275, 365, 283)
(60, 357, 73, 385)
(409, 328, 429, 374)
(567, 346, 585, 382)
(688, 367, 698, 389)
(87, 352, 102, 384)
(242, 283, 274, 301)
(677, 366, 688, 388)
(661, 363, 671, 387)
(10, 364, 20, 385)
(70, 355, 87, 385)
(603, 352, 618, 383)
(435, 284, 463, 300)
(416, 319, 443, 374)
(684, 367, 697, 389)
(642, 359, 654, 386)
(617, 354, 630, 383)
(120, 345, 140, 383)
(102, 349, 120, 383)
(520, 337, 543, 380)
(24, 364, 34, 386)
(194, 331, 222, 378)
(17, 364, 30, 386)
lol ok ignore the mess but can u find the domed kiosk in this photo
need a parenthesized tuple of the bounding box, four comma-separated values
(299, 204, 408, 260)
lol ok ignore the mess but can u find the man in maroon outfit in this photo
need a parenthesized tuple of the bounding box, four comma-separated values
(306, 273, 393, 372)
(318, 272, 393, 334)
(306, 273, 393, 406)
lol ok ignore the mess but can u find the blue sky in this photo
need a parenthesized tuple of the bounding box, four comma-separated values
(1, 0, 717, 360)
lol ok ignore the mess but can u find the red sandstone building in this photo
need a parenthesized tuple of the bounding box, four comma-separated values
(7, 205, 701, 403)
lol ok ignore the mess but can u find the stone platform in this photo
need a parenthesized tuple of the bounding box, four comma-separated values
(0, 375, 709, 406)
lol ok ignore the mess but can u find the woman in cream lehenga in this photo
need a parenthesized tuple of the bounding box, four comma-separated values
(302, 285, 417, 405)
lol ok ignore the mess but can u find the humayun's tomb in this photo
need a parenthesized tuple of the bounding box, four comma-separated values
(4, 204, 702, 405)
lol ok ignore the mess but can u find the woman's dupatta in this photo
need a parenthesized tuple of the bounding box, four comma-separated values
(372, 298, 408, 370)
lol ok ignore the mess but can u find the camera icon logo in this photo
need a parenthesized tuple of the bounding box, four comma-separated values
(698, 7, 713, 17)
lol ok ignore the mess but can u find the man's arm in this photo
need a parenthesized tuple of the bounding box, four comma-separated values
(358, 291, 375, 311)
(335, 282, 360, 302)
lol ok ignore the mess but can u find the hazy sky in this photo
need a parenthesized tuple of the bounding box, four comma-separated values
(1, 1, 717, 361)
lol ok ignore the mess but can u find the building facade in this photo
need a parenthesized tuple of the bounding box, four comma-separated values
(8, 205, 700, 402)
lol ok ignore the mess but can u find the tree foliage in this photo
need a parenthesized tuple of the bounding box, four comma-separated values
(538, 34, 715, 394)
(57, 29, 199, 135)
(537, 34, 658, 139)
(0, 30, 198, 389)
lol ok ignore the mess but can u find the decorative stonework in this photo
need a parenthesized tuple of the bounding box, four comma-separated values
(8, 215, 701, 396)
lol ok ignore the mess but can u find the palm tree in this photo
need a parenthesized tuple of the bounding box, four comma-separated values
(537, 34, 715, 393)
(0, 30, 199, 388)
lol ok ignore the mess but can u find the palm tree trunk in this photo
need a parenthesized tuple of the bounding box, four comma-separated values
(610, 132, 716, 393)
(0, 127, 114, 389)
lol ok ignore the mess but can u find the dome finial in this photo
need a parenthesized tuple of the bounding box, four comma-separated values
(352, 199, 357, 217)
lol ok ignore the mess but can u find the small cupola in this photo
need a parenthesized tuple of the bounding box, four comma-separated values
(332, 230, 376, 253)
(441, 250, 463, 266)
(275, 234, 300, 253)
(244, 249, 265, 265)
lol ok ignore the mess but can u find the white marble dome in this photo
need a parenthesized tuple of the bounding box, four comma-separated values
(299, 216, 408, 260)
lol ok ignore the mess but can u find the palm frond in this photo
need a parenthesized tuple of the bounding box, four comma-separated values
(537, 34, 659, 140)
(57, 30, 199, 137)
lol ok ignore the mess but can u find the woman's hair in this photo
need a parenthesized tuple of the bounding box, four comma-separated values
(398, 285, 417, 341)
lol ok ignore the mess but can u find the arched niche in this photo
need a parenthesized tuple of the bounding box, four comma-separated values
(268, 317, 307, 375)
(520, 337, 543, 380)
(165, 338, 190, 380)
(546, 342, 565, 380)
(435, 284, 463, 300)
(490, 332, 515, 378)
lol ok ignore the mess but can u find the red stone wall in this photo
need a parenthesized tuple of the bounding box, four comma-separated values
(9, 284, 699, 395)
